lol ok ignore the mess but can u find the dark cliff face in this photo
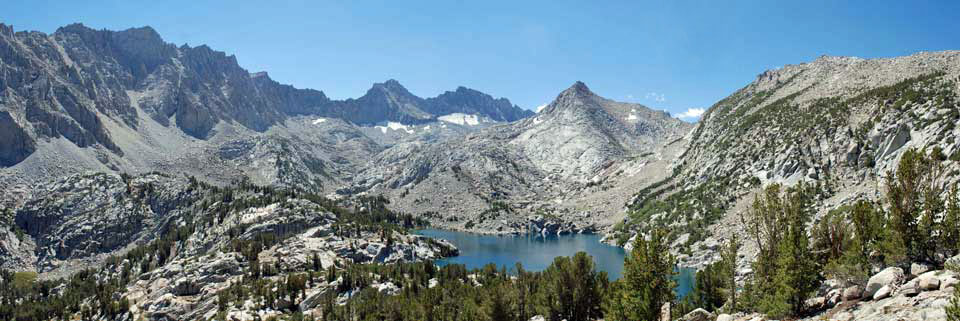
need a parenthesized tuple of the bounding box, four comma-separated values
(13, 173, 199, 265)
(338, 79, 433, 125)
(0, 111, 35, 166)
(0, 23, 336, 155)
(1, 24, 128, 156)
(338, 80, 534, 125)
(426, 86, 534, 122)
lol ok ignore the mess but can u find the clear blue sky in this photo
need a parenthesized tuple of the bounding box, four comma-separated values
(4, 0, 959, 119)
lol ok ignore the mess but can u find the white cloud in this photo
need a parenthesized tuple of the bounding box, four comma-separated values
(644, 92, 666, 103)
(535, 103, 548, 113)
(677, 108, 706, 119)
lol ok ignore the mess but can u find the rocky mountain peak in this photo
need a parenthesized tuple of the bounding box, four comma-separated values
(427, 86, 534, 122)
(0, 23, 13, 36)
(343, 80, 431, 124)
(811, 54, 865, 65)
(374, 79, 411, 94)
(250, 71, 270, 79)
(563, 81, 594, 97)
(53, 22, 93, 34)
(538, 81, 599, 115)
(361, 79, 420, 104)
(361, 79, 419, 103)
(115, 26, 164, 42)
(560, 81, 599, 103)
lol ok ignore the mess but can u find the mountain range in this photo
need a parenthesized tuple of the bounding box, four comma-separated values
(2, 23, 960, 321)
(0, 23, 533, 191)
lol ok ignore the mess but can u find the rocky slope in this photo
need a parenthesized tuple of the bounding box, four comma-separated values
(713, 264, 960, 321)
(613, 51, 960, 269)
(0, 171, 457, 274)
(347, 81, 692, 233)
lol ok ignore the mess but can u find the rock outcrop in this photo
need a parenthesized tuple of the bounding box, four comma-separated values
(864, 267, 905, 299)
(0, 111, 36, 166)
(0, 172, 456, 278)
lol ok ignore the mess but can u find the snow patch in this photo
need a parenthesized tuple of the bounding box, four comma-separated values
(626, 114, 638, 121)
(438, 113, 483, 126)
(535, 104, 548, 113)
(312, 118, 327, 125)
(376, 122, 416, 134)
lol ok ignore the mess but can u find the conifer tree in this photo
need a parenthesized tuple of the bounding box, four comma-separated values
(948, 257, 960, 321)
(605, 228, 676, 321)
(722, 235, 740, 312)
(771, 200, 820, 317)
(885, 148, 943, 263)
(743, 183, 821, 318)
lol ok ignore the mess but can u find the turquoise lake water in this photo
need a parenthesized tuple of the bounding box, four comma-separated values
(417, 229, 695, 298)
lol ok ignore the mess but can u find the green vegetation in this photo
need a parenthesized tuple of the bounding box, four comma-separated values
(949, 285, 960, 321)
(653, 146, 960, 319)
(738, 183, 821, 318)
(683, 235, 739, 314)
(276, 229, 687, 321)
(848, 71, 953, 111)
(725, 147, 960, 319)
(618, 178, 730, 248)
(0, 268, 130, 320)
(305, 253, 609, 321)
(805, 147, 960, 286)
(884, 147, 951, 264)
(949, 256, 960, 321)
(615, 70, 959, 319)
(604, 228, 676, 321)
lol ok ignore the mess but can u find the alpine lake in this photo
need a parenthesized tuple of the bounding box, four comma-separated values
(417, 229, 696, 298)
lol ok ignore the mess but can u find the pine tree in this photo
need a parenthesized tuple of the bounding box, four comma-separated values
(743, 183, 821, 318)
(885, 148, 943, 263)
(691, 261, 725, 311)
(605, 228, 677, 321)
(536, 252, 605, 321)
(944, 185, 960, 255)
(770, 202, 820, 317)
(722, 235, 740, 312)
(948, 260, 960, 320)
(486, 284, 513, 321)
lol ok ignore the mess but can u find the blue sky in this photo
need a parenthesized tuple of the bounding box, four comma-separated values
(4, 1, 960, 120)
